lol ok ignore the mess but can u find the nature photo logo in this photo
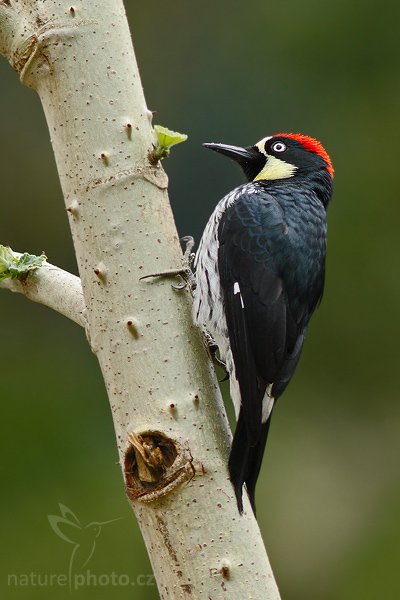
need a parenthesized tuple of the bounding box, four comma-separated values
(48, 503, 121, 590)
(7, 503, 155, 590)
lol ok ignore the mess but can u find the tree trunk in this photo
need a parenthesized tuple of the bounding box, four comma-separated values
(0, 1, 281, 598)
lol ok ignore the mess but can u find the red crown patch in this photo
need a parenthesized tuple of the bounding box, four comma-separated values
(275, 133, 334, 177)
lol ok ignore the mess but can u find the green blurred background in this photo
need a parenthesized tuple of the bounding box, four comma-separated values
(1, 1, 399, 598)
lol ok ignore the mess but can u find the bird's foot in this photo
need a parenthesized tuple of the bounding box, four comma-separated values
(203, 330, 229, 381)
(139, 236, 197, 293)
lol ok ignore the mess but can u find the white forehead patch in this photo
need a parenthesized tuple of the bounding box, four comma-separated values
(255, 136, 272, 156)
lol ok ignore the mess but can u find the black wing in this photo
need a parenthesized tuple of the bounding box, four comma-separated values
(218, 189, 325, 437)
(218, 187, 326, 513)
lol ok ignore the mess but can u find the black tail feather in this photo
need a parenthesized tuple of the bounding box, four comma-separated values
(228, 409, 272, 515)
(228, 413, 249, 514)
(245, 418, 271, 514)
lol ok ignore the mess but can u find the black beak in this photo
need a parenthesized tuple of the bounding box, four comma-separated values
(203, 142, 264, 182)
(203, 142, 255, 161)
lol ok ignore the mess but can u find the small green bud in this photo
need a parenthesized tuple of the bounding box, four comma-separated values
(0, 245, 47, 282)
(0, 246, 14, 276)
(150, 125, 188, 164)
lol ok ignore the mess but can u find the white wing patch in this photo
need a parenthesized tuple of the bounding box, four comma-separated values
(233, 281, 245, 308)
(262, 386, 275, 423)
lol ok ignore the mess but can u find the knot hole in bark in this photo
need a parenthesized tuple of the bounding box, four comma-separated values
(124, 431, 195, 503)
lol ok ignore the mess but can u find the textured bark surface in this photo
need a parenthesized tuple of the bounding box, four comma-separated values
(0, 259, 86, 326)
(0, 1, 281, 598)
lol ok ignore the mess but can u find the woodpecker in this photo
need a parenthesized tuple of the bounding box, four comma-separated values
(193, 133, 334, 514)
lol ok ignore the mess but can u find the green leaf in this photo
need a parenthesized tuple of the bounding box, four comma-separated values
(151, 124, 188, 163)
(0, 246, 15, 275)
(0, 245, 47, 282)
(154, 125, 188, 149)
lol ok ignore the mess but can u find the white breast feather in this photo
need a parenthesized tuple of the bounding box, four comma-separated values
(193, 184, 273, 422)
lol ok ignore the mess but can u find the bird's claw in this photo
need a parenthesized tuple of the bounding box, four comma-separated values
(171, 279, 187, 290)
(139, 236, 197, 293)
(180, 235, 195, 268)
(203, 330, 229, 380)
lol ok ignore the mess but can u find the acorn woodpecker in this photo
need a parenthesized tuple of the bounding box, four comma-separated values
(193, 133, 334, 514)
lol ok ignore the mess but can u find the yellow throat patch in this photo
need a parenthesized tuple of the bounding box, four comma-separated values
(253, 154, 297, 181)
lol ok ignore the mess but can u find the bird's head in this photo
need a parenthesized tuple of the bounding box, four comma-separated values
(203, 133, 334, 184)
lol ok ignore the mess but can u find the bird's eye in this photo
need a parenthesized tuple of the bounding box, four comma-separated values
(271, 141, 287, 153)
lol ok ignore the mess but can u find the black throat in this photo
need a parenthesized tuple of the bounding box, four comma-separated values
(255, 168, 333, 209)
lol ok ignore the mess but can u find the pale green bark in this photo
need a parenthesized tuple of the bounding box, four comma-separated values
(0, 259, 86, 327)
